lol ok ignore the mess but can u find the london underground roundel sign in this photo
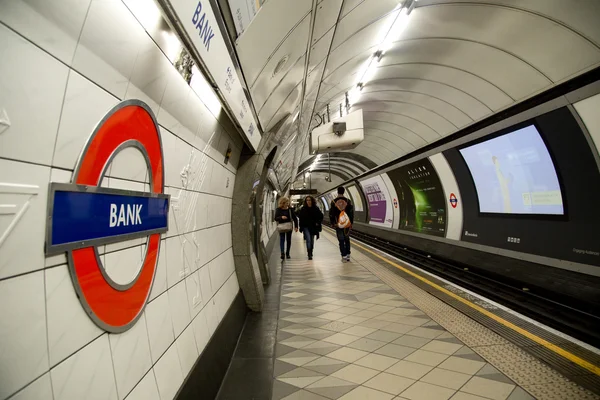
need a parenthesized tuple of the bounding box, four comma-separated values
(450, 193, 458, 208)
(45, 100, 170, 333)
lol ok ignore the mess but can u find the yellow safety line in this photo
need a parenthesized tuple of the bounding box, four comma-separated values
(352, 241, 600, 376)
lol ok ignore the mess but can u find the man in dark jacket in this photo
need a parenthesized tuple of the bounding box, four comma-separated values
(329, 186, 354, 262)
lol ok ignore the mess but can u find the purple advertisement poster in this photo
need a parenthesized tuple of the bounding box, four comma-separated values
(363, 181, 387, 223)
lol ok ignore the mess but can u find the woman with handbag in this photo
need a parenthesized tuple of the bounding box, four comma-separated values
(298, 196, 323, 260)
(274, 197, 298, 260)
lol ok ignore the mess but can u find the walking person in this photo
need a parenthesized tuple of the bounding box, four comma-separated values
(298, 196, 324, 260)
(329, 187, 354, 262)
(275, 197, 298, 260)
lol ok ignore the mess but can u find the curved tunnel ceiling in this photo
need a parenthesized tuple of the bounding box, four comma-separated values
(231, 0, 600, 193)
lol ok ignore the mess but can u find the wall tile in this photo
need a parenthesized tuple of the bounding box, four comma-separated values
(203, 297, 219, 337)
(157, 68, 190, 136)
(149, 239, 168, 301)
(168, 280, 191, 338)
(185, 269, 204, 319)
(165, 235, 186, 288)
(103, 245, 144, 287)
(52, 70, 119, 170)
(0, 160, 50, 279)
(0, 0, 90, 64)
(109, 315, 152, 400)
(176, 323, 199, 378)
(0, 24, 68, 165)
(50, 335, 117, 400)
(126, 370, 160, 400)
(153, 343, 184, 400)
(10, 372, 54, 400)
(46, 265, 103, 367)
(72, 0, 144, 99)
(192, 309, 210, 355)
(199, 263, 213, 304)
(106, 146, 148, 183)
(161, 128, 193, 189)
(0, 271, 48, 399)
(123, 371, 160, 400)
(144, 292, 174, 364)
(124, 34, 170, 115)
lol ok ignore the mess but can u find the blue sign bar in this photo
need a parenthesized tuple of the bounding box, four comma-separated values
(47, 184, 169, 253)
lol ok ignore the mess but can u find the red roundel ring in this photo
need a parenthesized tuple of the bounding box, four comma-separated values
(68, 100, 164, 333)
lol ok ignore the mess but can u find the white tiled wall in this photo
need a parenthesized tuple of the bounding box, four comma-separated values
(0, 1, 244, 399)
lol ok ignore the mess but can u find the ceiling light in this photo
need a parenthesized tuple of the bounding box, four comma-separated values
(381, 6, 410, 53)
(293, 111, 299, 122)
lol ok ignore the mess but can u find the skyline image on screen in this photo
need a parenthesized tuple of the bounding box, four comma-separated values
(459, 125, 564, 215)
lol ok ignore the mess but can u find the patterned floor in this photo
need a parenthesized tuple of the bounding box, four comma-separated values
(272, 234, 534, 400)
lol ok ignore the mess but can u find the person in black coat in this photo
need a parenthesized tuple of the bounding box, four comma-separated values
(297, 196, 324, 260)
(274, 196, 298, 260)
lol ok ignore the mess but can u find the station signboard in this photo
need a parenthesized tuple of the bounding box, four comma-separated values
(45, 100, 169, 333)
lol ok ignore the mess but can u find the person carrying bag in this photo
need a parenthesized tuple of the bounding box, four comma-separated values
(274, 197, 298, 260)
(298, 196, 324, 260)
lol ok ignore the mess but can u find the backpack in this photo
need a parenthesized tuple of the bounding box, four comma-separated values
(335, 198, 351, 229)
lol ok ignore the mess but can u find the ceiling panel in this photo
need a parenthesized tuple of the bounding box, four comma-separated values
(364, 64, 513, 110)
(325, 15, 392, 76)
(324, 78, 492, 120)
(354, 101, 456, 136)
(340, 0, 366, 19)
(312, 0, 343, 44)
(400, 4, 600, 82)
(309, 28, 335, 72)
(258, 54, 305, 124)
(227, 0, 600, 192)
(236, 0, 312, 85)
(362, 128, 415, 153)
(364, 120, 428, 148)
(356, 90, 473, 127)
(417, 0, 600, 47)
(331, 0, 399, 50)
(363, 111, 442, 143)
(250, 15, 310, 109)
(379, 38, 551, 100)
(262, 79, 303, 130)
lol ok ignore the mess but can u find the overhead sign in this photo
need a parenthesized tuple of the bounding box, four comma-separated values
(290, 189, 318, 195)
(170, 0, 261, 150)
(45, 100, 170, 333)
(450, 193, 458, 208)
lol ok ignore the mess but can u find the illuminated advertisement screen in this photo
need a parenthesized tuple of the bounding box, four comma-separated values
(387, 158, 446, 237)
(459, 125, 564, 215)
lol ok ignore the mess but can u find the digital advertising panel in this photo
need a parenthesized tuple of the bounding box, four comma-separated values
(387, 158, 446, 237)
(459, 124, 564, 215)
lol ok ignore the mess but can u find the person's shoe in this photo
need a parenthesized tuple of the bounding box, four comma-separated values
(345, 255, 350, 262)
(341, 256, 346, 262)
(308, 254, 313, 260)
(286, 253, 291, 259)
(281, 252, 285, 260)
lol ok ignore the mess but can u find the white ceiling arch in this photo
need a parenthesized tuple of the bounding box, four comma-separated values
(228, 0, 600, 190)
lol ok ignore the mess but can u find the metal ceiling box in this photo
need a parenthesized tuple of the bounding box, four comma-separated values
(311, 109, 364, 154)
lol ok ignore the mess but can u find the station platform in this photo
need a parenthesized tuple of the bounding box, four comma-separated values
(216, 231, 600, 400)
